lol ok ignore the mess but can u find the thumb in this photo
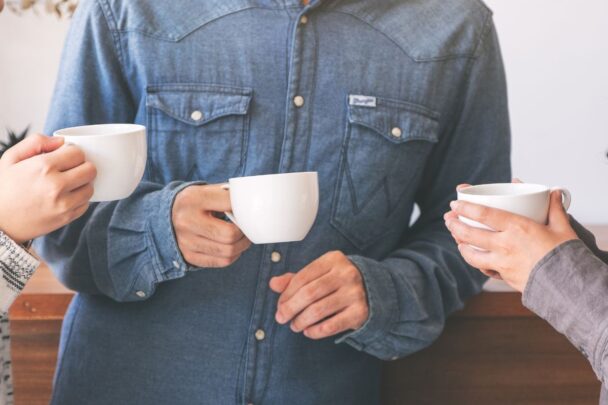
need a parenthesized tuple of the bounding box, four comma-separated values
(3, 134, 64, 164)
(269, 273, 295, 294)
(548, 190, 570, 229)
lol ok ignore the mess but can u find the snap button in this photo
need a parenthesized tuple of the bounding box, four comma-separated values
(255, 329, 265, 341)
(293, 96, 305, 108)
(190, 110, 203, 121)
(391, 127, 402, 138)
(300, 15, 308, 25)
(271, 251, 281, 263)
(136, 291, 146, 298)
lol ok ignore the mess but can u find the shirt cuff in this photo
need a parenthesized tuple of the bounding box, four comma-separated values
(134, 181, 206, 299)
(0, 232, 39, 312)
(335, 255, 398, 355)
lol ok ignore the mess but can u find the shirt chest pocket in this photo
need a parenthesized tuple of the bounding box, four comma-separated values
(146, 84, 253, 184)
(331, 96, 440, 250)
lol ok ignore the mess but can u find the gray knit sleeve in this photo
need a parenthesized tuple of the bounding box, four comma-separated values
(0, 232, 39, 312)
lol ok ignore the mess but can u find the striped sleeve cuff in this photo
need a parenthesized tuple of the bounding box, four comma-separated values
(0, 232, 39, 312)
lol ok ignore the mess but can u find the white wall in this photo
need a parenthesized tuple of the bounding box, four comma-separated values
(485, 0, 608, 223)
(0, 11, 69, 137)
(1, 2, 607, 222)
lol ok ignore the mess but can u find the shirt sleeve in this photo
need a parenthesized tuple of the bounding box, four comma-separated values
(336, 16, 511, 359)
(33, 0, 197, 302)
(523, 239, 608, 385)
(570, 217, 608, 264)
(0, 232, 39, 312)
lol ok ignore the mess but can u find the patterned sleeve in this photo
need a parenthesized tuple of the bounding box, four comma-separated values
(0, 232, 40, 313)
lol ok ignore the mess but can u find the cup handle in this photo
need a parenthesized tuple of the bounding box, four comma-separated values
(220, 183, 238, 225)
(551, 187, 571, 211)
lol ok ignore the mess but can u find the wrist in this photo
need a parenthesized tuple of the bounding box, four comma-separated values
(0, 226, 26, 245)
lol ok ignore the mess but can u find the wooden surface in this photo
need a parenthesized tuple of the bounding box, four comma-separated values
(8, 225, 608, 404)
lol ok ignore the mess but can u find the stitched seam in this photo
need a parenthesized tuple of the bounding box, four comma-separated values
(97, 0, 133, 107)
(327, 10, 479, 63)
(110, 5, 260, 42)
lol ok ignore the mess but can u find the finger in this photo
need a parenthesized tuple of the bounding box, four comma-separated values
(188, 213, 245, 244)
(445, 218, 496, 251)
(443, 211, 459, 221)
(63, 183, 95, 210)
(3, 134, 64, 164)
(44, 144, 87, 171)
(65, 201, 92, 223)
(449, 200, 512, 231)
(289, 290, 350, 332)
(303, 306, 362, 340)
(182, 250, 240, 268)
(196, 184, 234, 213)
(182, 233, 251, 258)
(512, 178, 524, 184)
(456, 183, 472, 191)
(458, 244, 497, 272)
(278, 254, 334, 304)
(270, 273, 295, 294)
(480, 269, 503, 280)
(548, 190, 571, 229)
(60, 161, 97, 192)
(276, 272, 341, 324)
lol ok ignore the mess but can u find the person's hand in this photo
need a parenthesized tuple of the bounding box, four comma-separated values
(444, 190, 578, 292)
(0, 134, 97, 244)
(172, 184, 251, 268)
(269, 251, 369, 340)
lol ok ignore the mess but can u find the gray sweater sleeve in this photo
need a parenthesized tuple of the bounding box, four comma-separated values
(523, 238, 608, 384)
(0, 232, 39, 313)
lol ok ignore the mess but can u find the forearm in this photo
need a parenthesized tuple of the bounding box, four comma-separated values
(337, 222, 487, 360)
(35, 181, 200, 302)
(523, 240, 608, 383)
(0, 231, 39, 312)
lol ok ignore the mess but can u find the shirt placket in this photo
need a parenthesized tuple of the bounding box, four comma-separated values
(241, 3, 319, 404)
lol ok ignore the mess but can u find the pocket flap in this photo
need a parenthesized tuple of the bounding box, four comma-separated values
(347, 95, 440, 144)
(147, 84, 252, 126)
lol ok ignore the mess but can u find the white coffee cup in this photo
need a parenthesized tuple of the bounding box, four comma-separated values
(54, 124, 147, 202)
(457, 183, 571, 230)
(221, 172, 319, 244)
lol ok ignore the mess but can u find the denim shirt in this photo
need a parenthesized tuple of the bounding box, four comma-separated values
(37, 0, 511, 404)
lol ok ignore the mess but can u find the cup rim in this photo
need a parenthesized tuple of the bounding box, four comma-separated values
(54, 124, 145, 138)
(458, 183, 549, 198)
(228, 171, 318, 183)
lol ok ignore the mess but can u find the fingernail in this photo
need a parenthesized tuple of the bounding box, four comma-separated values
(445, 219, 454, 229)
(275, 312, 285, 324)
(450, 201, 459, 209)
(303, 329, 310, 338)
(290, 323, 299, 333)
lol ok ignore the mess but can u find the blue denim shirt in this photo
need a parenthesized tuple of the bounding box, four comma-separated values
(37, 0, 511, 403)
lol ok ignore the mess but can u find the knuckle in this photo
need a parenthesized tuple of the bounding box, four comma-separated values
(301, 287, 316, 302)
(225, 226, 242, 243)
(84, 162, 97, 179)
(319, 322, 335, 336)
(281, 303, 294, 319)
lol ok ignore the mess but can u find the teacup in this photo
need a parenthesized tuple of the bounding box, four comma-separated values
(54, 124, 147, 202)
(222, 172, 319, 244)
(457, 183, 571, 230)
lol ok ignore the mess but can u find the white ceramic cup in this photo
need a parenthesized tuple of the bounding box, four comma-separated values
(221, 172, 319, 244)
(457, 183, 571, 230)
(54, 124, 147, 202)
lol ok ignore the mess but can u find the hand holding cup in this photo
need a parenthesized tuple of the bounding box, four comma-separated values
(172, 184, 251, 268)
